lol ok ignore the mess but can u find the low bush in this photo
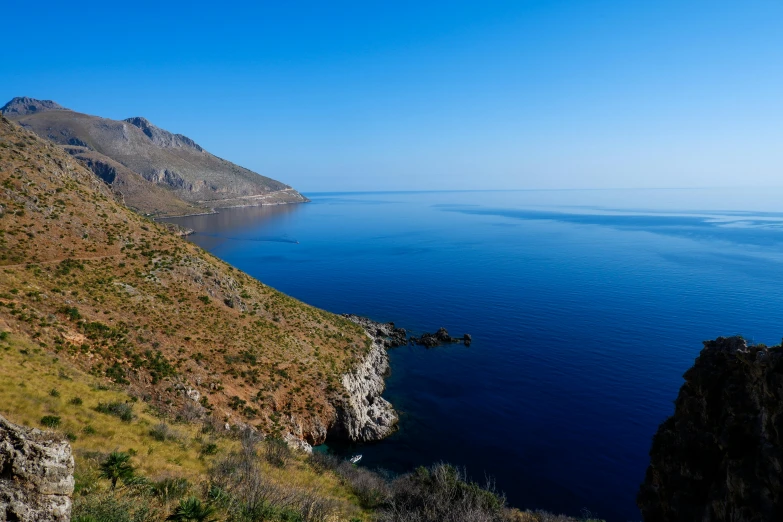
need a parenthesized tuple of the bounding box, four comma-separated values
(209, 437, 338, 522)
(40, 415, 61, 428)
(149, 423, 179, 442)
(263, 437, 291, 468)
(379, 463, 505, 522)
(150, 477, 191, 503)
(95, 401, 133, 422)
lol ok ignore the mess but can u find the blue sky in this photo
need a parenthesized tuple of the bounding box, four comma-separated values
(3, 1, 782, 191)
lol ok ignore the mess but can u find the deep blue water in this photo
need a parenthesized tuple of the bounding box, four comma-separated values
(169, 189, 783, 521)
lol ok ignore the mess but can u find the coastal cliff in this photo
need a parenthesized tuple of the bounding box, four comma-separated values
(330, 318, 399, 442)
(0, 415, 74, 522)
(638, 336, 783, 521)
(0, 115, 378, 454)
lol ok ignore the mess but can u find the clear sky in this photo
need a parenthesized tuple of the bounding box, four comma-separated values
(2, 1, 782, 191)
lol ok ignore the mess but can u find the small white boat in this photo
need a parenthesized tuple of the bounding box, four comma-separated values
(349, 454, 362, 464)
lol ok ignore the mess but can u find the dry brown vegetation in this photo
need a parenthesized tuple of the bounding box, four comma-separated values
(0, 115, 601, 521)
(0, 115, 369, 443)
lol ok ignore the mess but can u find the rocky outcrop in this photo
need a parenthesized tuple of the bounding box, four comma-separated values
(331, 318, 399, 442)
(410, 327, 471, 348)
(0, 414, 74, 522)
(343, 314, 407, 347)
(125, 116, 204, 151)
(638, 336, 783, 522)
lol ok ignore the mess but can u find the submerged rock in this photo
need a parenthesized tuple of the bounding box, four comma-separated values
(638, 336, 783, 522)
(0, 414, 74, 522)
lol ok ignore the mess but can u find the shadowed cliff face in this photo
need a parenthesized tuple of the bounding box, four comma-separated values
(638, 336, 783, 522)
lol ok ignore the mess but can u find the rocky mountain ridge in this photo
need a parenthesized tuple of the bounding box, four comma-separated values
(1, 97, 307, 217)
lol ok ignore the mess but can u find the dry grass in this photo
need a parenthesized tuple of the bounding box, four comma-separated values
(0, 328, 367, 520)
(0, 114, 370, 442)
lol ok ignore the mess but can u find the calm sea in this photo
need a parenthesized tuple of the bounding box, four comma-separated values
(168, 189, 783, 521)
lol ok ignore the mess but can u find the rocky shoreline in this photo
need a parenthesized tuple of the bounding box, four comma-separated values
(342, 314, 471, 349)
(331, 315, 472, 445)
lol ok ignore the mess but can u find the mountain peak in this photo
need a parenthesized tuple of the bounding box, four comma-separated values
(1, 97, 68, 117)
(124, 116, 203, 151)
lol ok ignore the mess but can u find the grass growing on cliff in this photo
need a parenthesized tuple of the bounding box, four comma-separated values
(0, 330, 366, 520)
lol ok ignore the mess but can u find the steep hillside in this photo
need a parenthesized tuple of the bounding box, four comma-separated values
(0, 115, 600, 522)
(0, 115, 372, 446)
(1, 97, 308, 216)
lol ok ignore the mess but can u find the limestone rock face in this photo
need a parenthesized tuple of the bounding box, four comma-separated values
(331, 333, 398, 442)
(0, 414, 74, 522)
(638, 336, 783, 522)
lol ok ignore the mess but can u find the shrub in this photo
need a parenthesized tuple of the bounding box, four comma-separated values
(166, 496, 216, 522)
(40, 415, 61, 428)
(95, 401, 133, 422)
(50, 388, 61, 397)
(83, 425, 97, 435)
(149, 423, 179, 442)
(263, 437, 291, 468)
(105, 362, 130, 385)
(209, 439, 338, 522)
(99, 451, 135, 490)
(200, 443, 218, 456)
(70, 396, 84, 406)
(151, 477, 191, 503)
(378, 463, 505, 522)
(60, 305, 81, 320)
(308, 453, 389, 509)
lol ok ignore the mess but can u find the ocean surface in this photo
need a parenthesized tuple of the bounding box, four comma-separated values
(168, 188, 783, 521)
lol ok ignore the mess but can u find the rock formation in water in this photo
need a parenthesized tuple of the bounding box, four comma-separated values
(638, 336, 783, 522)
(410, 327, 472, 347)
(0, 414, 74, 522)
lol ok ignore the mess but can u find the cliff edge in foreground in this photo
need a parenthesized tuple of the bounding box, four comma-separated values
(638, 336, 783, 522)
(0, 414, 74, 522)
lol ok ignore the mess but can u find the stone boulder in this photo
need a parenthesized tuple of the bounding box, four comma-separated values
(0, 414, 74, 522)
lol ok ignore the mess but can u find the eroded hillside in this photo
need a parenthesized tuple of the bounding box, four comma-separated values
(1, 97, 308, 216)
(0, 115, 371, 445)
